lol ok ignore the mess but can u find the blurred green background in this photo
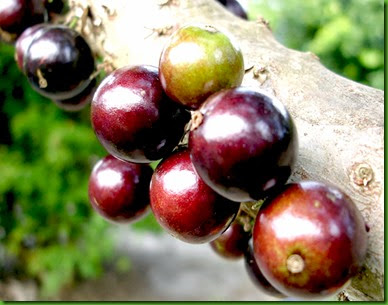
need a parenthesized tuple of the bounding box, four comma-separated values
(248, 0, 384, 89)
(0, 0, 384, 299)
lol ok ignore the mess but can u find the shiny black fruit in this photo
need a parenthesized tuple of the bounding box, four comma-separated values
(88, 155, 153, 223)
(91, 65, 190, 163)
(53, 77, 97, 112)
(15, 23, 47, 71)
(0, 0, 43, 35)
(24, 25, 95, 99)
(189, 87, 298, 202)
(217, 0, 248, 19)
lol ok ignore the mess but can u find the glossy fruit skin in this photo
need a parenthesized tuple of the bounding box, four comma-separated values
(24, 25, 95, 99)
(217, 0, 248, 20)
(189, 87, 297, 202)
(210, 221, 250, 259)
(15, 23, 47, 71)
(252, 181, 368, 299)
(88, 155, 153, 223)
(91, 65, 190, 163)
(150, 149, 240, 243)
(30, 0, 45, 22)
(244, 239, 284, 298)
(0, 0, 29, 33)
(0, 0, 44, 35)
(159, 24, 244, 109)
(53, 77, 96, 112)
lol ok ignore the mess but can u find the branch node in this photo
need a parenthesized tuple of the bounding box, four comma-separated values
(351, 163, 374, 187)
(306, 51, 320, 61)
(252, 65, 268, 84)
(256, 17, 271, 31)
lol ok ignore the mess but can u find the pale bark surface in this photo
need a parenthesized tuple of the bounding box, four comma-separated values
(69, 0, 384, 301)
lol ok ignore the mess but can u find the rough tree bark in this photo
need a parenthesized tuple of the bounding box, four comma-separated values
(69, 0, 384, 301)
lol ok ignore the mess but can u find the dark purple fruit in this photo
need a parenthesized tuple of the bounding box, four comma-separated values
(15, 23, 47, 71)
(217, 0, 248, 20)
(30, 0, 45, 22)
(210, 221, 250, 259)
(44, 0, 66, 15)
(244, 239, 284, 298)
(52, 77, 96, 111)
(252, 181, 368, 299)
(91, 65, 190, 163)
(0, 0, 29, 33)
(189, 87, 297, 202)
(159, 24, 244, 109)
(150, 149, 240, 243)
(24, 25, 95, 99)
(0, 0, 44, 36)
(88, 155, 153, 223)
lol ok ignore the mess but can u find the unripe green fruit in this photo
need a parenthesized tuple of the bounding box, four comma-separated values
(159, 24, 244, 109)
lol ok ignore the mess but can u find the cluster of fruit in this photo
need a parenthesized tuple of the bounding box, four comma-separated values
(1, 0, 97, 111)
(1, 1, 369, 300)
(88, 23, 368, 300)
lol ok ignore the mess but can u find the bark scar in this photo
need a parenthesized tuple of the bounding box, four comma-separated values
(351, 163, 374, 187)
(252, 65, 268, 84)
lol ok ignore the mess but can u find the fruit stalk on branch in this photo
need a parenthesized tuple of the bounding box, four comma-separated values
(69, 0, 384, 301)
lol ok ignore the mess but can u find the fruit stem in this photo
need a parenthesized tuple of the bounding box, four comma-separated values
(37, 69, 48, 88)
(240, 200, 264, 218)
(190, 111, 203, 131)
(236, 209, 253, 232)
(236, 199, 267, 234)
(286, 254, 305, 274)
(240, 201, 257, 219)
(237, 200, 265, 232)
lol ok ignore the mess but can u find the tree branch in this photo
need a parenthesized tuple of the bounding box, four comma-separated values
(69, 0, 384, 300)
